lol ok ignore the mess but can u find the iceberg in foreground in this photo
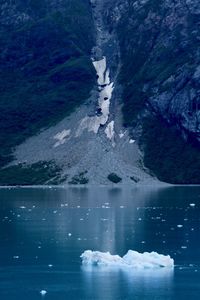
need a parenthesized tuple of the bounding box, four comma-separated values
(81, 250, 174, 269)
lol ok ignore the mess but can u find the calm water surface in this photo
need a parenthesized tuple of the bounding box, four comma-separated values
(0, 186, 200, 299)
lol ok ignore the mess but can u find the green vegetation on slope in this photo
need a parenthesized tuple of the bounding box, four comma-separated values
(141, 117, 200, 184)
(0, 0, 95, 167)
(69, 171, 89, 185)
(0, 161, 63, 186)
(115, 0, 200, 184)
(117, 0, 197, 126)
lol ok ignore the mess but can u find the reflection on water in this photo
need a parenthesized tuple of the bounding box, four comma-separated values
(82, 266, 174, 300)
(0, 186, 200, 299)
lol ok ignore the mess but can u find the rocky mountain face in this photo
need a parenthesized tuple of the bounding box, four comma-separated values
(102, 0, 200, 183)
(0, 0, 200, 184)
(104, 0, 200, 141)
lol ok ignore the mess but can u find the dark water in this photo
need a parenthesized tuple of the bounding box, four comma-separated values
(0, 186, 200, 299)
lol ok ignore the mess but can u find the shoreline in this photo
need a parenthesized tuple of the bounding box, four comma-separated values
(2, 183, 200, 190)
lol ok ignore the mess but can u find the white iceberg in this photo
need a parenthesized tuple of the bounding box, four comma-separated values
(81, 250, 174, 269)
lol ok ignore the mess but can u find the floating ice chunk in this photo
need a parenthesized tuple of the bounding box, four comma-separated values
(81, 250, 174, 268)
(123, 250, 174, 268)
(177, 225, 183, 228)
(190, 203, 196, 207)
(81, 250, 124, 266)
(40, 290, 47, 296)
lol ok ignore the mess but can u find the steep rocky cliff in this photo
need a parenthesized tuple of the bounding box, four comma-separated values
(103, 0, 200, 183)
(104, 0, 200, 139)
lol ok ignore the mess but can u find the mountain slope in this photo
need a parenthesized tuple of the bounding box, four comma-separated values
(0, 0, 95, 167)
(104, 0, 200, 183)
(0, 0, 158, 186)
(0, 0, 200, 185)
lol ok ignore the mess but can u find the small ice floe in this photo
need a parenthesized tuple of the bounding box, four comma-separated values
(40, 290, 47, 296)
(13, 256, 19, 259)
(190, 203, 196, 207)
(68, 233, 72, 237)
(129, 139, 135, 144)
(177, 225, 183, 228)
(81, 250, 174, 269)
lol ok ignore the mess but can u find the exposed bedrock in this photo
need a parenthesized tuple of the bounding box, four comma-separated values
(103, 0, 200, 143)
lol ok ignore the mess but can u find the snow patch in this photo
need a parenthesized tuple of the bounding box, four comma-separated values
(98, 83, 114, 119)
(53, 129, 71, 147)
(92, 57, 107, 86)
(105, 121, 115, 141)
(129, 139, 135, 144)
(119, 131, 126, 138)
(76, 56, 114, 138)
(104, 69, 111, 85)
(81, 250, 174, 269)
(76, 116, 100, 135)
